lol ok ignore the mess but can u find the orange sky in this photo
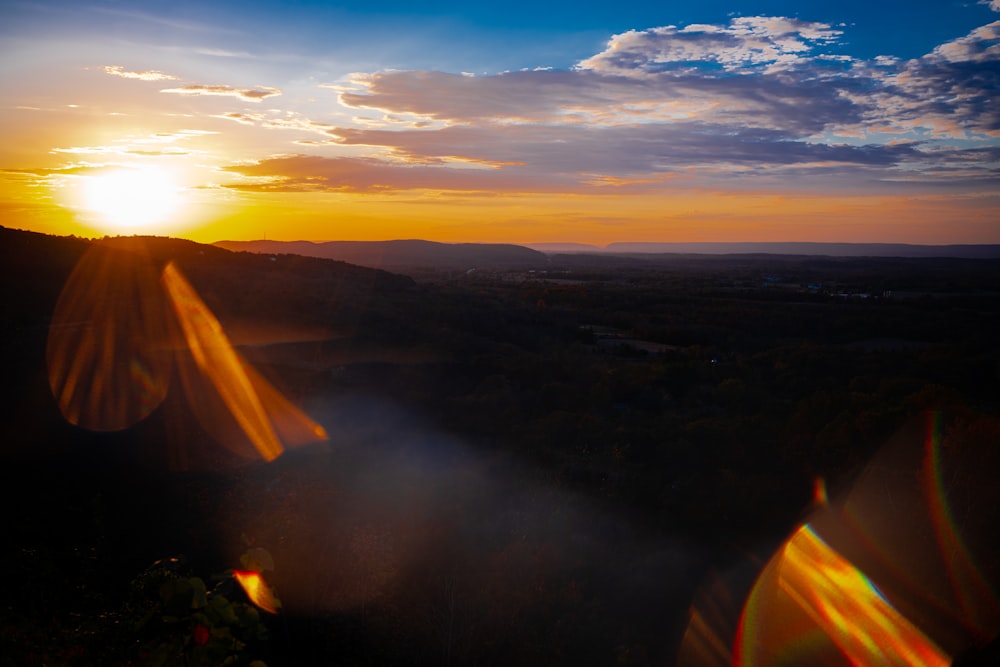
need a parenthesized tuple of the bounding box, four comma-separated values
(2, 3, 998, 245)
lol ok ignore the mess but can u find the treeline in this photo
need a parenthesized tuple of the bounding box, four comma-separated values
(305, 266, 999, 537)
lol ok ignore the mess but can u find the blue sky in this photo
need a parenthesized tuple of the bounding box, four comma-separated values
(2, 0, 998, 243)
(7, 0, 996, 68)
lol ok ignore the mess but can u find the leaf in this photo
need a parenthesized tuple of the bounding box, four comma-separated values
(207, 594, 240, 625)
(159, 578, 195, 616)
(189, 576, 208, 608)
(240, 548, 275, 573)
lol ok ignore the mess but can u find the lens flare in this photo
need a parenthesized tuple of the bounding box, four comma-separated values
(161, 262, 285, 462)
(46, 240, 327, 462)
(736, 524, 950, 667)
(678, 412, 998, 667)
(46, 240, 172, 430)
(923, 411, 1000, 638)
(812, 477, 829, 507)
(233, 570, 281, 614)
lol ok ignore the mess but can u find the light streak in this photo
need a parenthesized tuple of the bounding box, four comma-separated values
(161, 262, 284, 461)
(737, 524, 950, 667)
(233, 570, 281, 614)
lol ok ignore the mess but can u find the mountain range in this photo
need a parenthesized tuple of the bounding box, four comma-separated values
(216, 239, 1000, 271)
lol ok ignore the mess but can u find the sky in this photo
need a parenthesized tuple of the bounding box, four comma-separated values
(1, 0, 998, 245)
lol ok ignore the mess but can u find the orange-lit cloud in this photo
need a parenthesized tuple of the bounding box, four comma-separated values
(222, 154, 556, 194)
(103, 65, 178, 81)
(161, 84, 282, 102)
(214, 111, 336, 137)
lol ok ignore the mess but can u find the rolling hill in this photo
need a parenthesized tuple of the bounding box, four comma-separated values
(215, 238, 549, 272)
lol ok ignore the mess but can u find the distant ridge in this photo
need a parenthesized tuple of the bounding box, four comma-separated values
(215, 239, 547, 270)
(584, 242, 1000, 258)
(221, 239, 1000, 263)
(525, 242, 602, 253)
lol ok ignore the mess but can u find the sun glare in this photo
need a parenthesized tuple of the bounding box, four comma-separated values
(82, 166, 184, 231)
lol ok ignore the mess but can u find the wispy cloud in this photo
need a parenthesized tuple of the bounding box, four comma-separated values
(217, 112, 260, 125)
(195, 48, 256, 58)
(90, 5, 234, 34)
(161, 84, 282, 102)
(215, 110, 335, 136)
(222, 154, 556, 194)
(48, 130, 215, 160)
(104, 65, 178, 81)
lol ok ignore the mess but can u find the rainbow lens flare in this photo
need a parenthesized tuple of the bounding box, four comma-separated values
(736, 524, 949, 667)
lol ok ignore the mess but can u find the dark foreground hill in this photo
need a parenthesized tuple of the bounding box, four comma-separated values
(2, 225, 999, 666)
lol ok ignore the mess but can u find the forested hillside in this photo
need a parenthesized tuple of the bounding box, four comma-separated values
(2, 226, 998, 665)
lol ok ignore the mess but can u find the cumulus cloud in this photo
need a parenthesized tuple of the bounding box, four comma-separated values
(856, 21, 1000, 137)
(576, 17, 843, 76)
(321, 14, 999, 195)
(161, 84, 281, 102)
(925, 20, 1000, 63)
(104, 65, 178, 81)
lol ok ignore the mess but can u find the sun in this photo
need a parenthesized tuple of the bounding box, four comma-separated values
(81, 166, 184, 231)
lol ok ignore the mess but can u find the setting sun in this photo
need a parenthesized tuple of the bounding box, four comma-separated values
(81, 167, 184, 232)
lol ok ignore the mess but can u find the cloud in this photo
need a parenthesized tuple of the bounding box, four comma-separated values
(218, 112, 260, 125)
(339, 68, 859, 134)
(925, 20, 1000, 63)
(48, 129, 215, 160)
(321, 15, 998, 196)
(104, 65, 178, 81)
(855, 21, 1000, 137)
(352, 123, 924, 175)
(195, 48, 255, 58)
(576, 17, 843, 76)
(215, 111, 337, 140)
(50, 146, 119, 155)
(221, 122, 941, 197)
(222, 154, 568, 194)
(161, 84, 282, 102)
(48, 144, 192, 157)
